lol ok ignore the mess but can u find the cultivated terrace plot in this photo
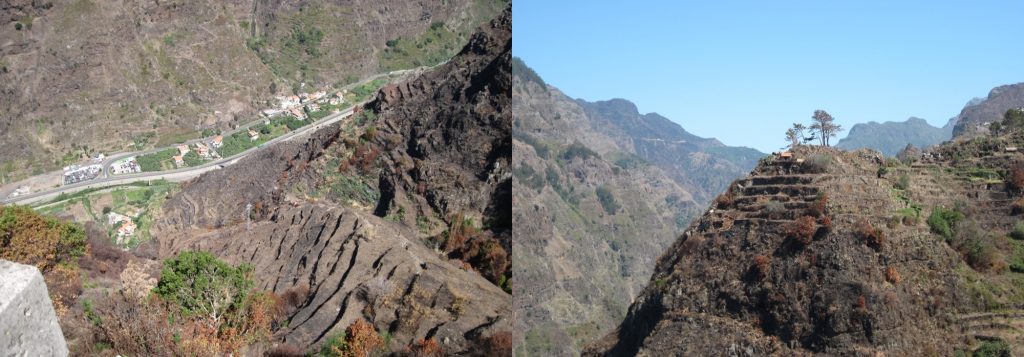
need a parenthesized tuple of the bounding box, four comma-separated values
(34, 180, 176, 248)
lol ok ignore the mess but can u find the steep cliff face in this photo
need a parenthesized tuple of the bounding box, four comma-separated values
(587, 137, 1024, 355)
(0, 0, 503, 182)
(512, 59, 765, 356)
(953, 83, 1024, 138)
(576, 99, 764, 204)
(154, 7, 512, 354)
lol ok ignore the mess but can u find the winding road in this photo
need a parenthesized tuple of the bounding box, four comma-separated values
(1, 66, 432, 207)
(1, 106, 354, 206)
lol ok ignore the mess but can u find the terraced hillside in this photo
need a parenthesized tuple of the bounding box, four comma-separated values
(587, 125, 1024, 355)
(0, 0, 505, 183)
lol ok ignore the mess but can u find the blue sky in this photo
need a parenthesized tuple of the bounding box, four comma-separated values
(513, 1, 1024, 153)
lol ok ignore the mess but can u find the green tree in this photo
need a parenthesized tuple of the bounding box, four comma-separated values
(153, 251, 254, 323)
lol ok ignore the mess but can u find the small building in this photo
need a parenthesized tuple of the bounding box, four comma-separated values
(177, 144, 190, 156)
(248, 129, 260, 141)
(195, 143, 210, 157)
(212, 135, 224, 148)
(173, 155, 184, 166)
(305, 103, 320, 112)
(1006, 146, 1019, 153)
(117, 219, 136, 238)
(290, 107, 305, 120)
(779, 151, 794, 160)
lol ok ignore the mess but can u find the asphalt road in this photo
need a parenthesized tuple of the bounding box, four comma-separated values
(1, 107, 354, 206)
(1, 65, 432, 207)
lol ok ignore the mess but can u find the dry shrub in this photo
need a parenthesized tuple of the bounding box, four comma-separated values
(45, 263, 83, 309)
(481, 331, 512, 356)
(886, 266, 901, 284)
(280, 283, 311, 312)
(820, 216, 832, 231)
(408, 338, 443, 357)
(807, 193, 828, 217)
(856, 219, 885, 251)
(96, 288, 281, 355)
(715, 191, 736, 209)
(343, 319, 384, 357)
(353, 144, 381, 171)
(752, 255, 771, 280)
(1007, 164, 1024, 194)
(0, 205, 88, 273)
(338, 159, 352, 172)
(785, 216, 818, 245)
(120, 260, 158, 301)
(1012, 197, 1024, 215)
(855, 295, 868, 312)
(437, 214, 509, 286)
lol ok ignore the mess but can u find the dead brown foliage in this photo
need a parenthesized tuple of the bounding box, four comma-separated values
(340, 319, 384, 357)
(886, 266, 901, 284)
(438, 214, 509, 286)
(807, 193, 828, 217)
(752, 255, 771, 280)
(481, 331, 512, 356)
(715, 191, 736, 209)
(1008, 164, 1024, 194)
(407, 338, 443, 357)
(856, 219, 885, 251)
(785, 216, 818, 245)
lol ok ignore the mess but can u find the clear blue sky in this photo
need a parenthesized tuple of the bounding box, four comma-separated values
(513, 1, 1024, 153)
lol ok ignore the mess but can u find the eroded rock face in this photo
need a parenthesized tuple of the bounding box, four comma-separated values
(153, 6, 513, 354)
(160, 205, 510, 352)
(0, 260, 68, 356)
(365, 6, 512, 258)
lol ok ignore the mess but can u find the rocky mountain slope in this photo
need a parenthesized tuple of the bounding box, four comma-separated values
(836, 117, 953, 157)
(837, 84, 1024, 156)
(0, 0, 504, 182)
(152, 7, 511, 354)
(512, 59, 763, 356)
(586, 128, 1024, 355)
(953, 83, 1024, 138)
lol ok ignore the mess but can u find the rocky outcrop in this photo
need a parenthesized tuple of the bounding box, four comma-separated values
(154, 6, 512, 354)
(953, 83, 1024, 138)
(365, 5, 512, 247)
(0, 260, 68, 356)
(160, 204, 510, 353)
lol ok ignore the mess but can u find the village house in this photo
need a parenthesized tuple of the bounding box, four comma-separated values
(117, 219, 136, 238)
(212, 135, 223, 148)
(290, 107, 306, 120)
(277, 95, 300, 109)
(305, 102, 320, 113)
(173, 155, 184, 166)
(248, 129, 260, 141)
(195, 142, 210, 157)
(177, 144, 190, 156)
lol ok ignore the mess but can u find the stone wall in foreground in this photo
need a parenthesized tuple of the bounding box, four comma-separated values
(0, 259, 68, 356)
